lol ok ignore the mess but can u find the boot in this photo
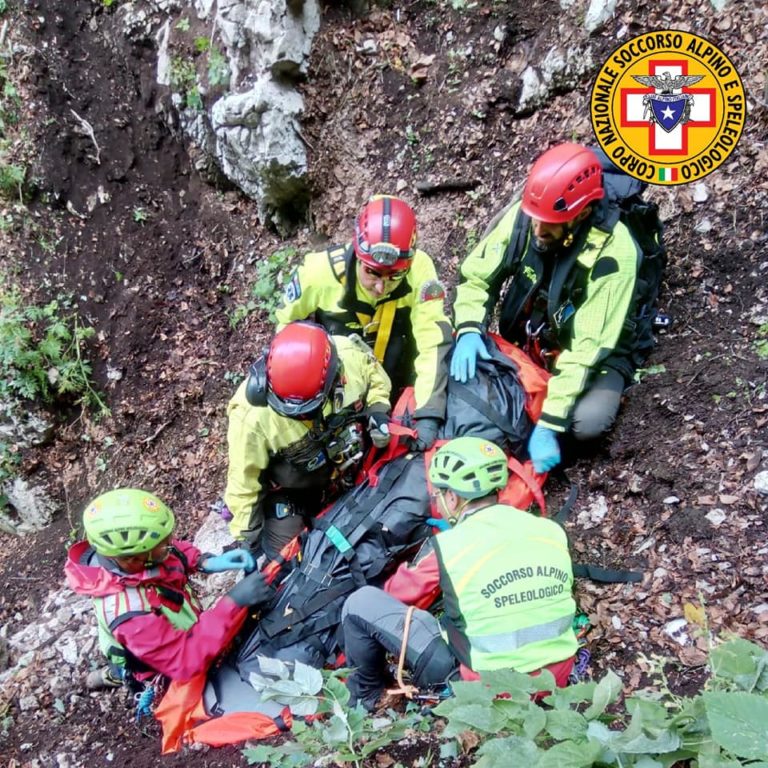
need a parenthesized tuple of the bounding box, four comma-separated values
(86, 665, 123, 690)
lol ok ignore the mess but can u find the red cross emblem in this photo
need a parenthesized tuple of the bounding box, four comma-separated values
(620, 59, 715, 156)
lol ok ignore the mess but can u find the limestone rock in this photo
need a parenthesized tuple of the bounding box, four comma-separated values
(517, 44, 594, 113)
(168, 0, 320, 228)
(1, 478, 57, 535)
(584, 0, 617, 33)
(210, 78, 310, 226)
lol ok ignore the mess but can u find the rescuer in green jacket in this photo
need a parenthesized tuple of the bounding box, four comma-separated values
(340, 437, 578, 711)
(275, 195, 452, 451)
(451, 143, 642, 474)
(224, 322, 392, 556)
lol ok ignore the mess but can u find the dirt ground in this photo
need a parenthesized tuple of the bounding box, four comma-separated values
(1, 0, 767, 766)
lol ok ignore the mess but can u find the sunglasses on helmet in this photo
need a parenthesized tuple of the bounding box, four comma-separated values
(361, 264, 409, 282)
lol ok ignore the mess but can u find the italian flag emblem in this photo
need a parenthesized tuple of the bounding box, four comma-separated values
(658, 167, 677, 181)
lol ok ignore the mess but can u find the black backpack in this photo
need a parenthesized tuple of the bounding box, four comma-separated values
(591, 147, 668, 366)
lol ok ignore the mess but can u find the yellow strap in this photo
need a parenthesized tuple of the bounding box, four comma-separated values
(372, 301, 396, 362)
(354, 300, 396, 363)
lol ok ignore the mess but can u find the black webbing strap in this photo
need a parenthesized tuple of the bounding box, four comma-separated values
(548, 469, 643, 583)
(108, 609, 151, 632)
(259, 577, 355, 641)
(573, 563, 643, 583)
(550, 469, 580, 525)
(263, 456, 415, 642)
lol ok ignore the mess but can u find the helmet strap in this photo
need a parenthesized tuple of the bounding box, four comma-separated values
(436, 489, 470, 527)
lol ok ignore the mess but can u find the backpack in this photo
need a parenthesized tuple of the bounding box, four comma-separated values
(591, 146, 668, 367)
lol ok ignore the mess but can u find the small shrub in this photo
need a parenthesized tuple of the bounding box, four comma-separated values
(170, 56, 203, 111)
(0, 289, 108, 414)
(207, 47, 230, 89)
(0, 162, 25, 201)
(250, 246, 297, 321)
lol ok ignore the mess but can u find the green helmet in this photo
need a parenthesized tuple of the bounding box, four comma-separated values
(429, 437, 508, 500)
(83, 488, 175, 558)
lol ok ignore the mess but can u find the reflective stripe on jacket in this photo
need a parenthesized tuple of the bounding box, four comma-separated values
(64, 540, 248, 682)
(224, 334, 392, 539)
(94, 579, 199, 673)
(275, 245, 452, 420)
(453, 201, 639, 431)
(433, 504, 577, 673)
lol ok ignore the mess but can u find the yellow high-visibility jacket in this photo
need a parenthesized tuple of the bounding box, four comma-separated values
(275, 245, 452, 420)
(224, 335, 391, 539)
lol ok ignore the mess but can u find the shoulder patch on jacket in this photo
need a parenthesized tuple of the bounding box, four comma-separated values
(283, 270, 302, 303)
(327, 246, 347, 282)
(419, 279, 446, 302)
(590, 257, 619, 281)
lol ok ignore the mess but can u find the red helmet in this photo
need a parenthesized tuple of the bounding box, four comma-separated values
(266, 322, 339, 418)
(521, 143, 605, 224)
(353, 195, 417, 272)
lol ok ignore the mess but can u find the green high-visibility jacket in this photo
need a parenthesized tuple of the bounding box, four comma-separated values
(434, 504, 578, 673)
(453, 201, 639, 431)
(275, 245, 452, 420)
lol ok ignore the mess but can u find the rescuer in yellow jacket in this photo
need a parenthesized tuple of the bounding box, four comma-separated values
(275, 195, 452, 451)
(224, 322, 392, 556)
(340, 437, 578, 711)
(451, 144, 644, 475)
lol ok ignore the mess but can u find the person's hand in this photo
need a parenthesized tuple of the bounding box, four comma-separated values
(426, 517, 451, 532)
(367, 411, 392, 449)
(528, 424, 561, 473)
(200, 549, 256, 574)
(227, 571, 275, 608)
(409, 417, 441, 451)
(450, 333, 491, 383)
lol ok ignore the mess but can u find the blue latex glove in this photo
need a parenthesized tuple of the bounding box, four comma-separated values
(528, 424, 562, 474)
(450, 333, 491, 383)
(426, 517, 451, 532)
(200, 549, 256, 574)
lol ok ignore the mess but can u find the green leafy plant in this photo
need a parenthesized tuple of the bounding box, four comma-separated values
(170, 57, 203, 111)
(207, 46, 230, 89)
(132, 206, 149, 223)
(754, 323, 768, 359)
(242, 659, 426, 768)
(633, 363, 666, 383)
(0, 161, 25, 201)
(229, 246, 298, 327)
(0, 290, 108, 414)
(434, 637, 768, 768)
(174, 17, 190, 32)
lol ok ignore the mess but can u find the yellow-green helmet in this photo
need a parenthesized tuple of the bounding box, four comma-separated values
(429, 437, 508, 500)
(83, 489, 175, 557)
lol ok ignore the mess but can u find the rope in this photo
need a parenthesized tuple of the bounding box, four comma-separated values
(386, 605, 418, 699)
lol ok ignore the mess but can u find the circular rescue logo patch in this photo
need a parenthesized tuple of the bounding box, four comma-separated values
(590, 30, 745, 186)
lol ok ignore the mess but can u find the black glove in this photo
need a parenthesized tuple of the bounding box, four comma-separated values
(409, 417, 441, 451)
(227, 571, 275, 608)
(366, 410, 392, 449)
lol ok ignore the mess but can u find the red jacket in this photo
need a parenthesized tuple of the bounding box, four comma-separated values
(64, 539, 248, 682)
